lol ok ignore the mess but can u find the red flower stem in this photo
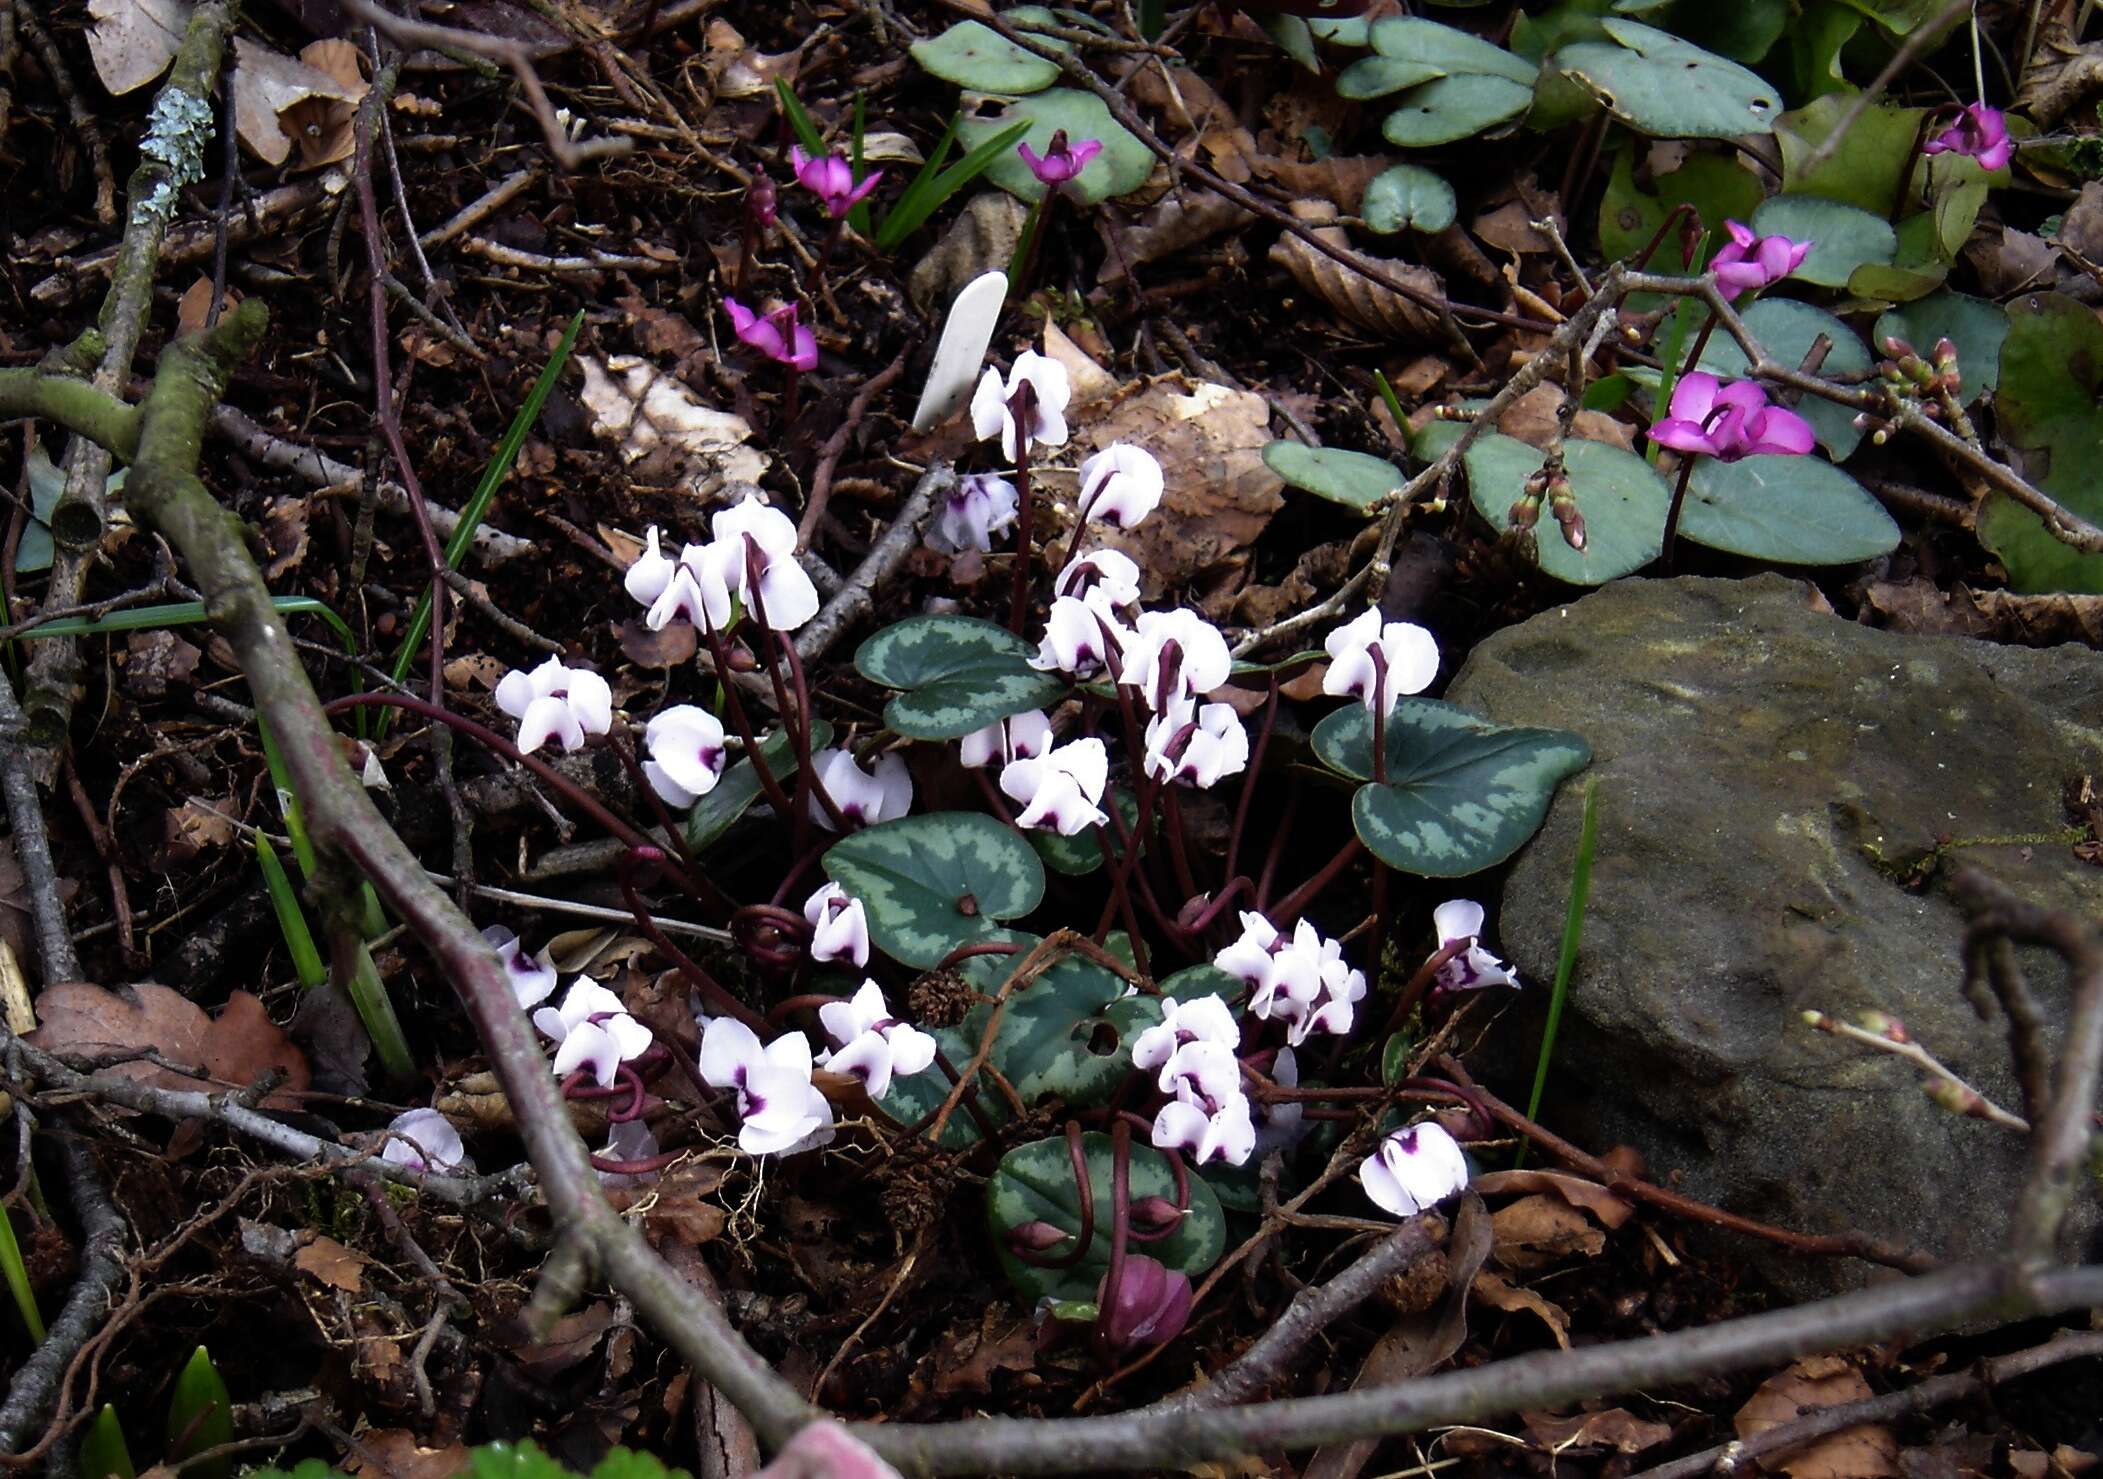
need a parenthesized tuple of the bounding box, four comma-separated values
(1375, 937, 1473, 1043)
(1092, 1118, 1135, 1362)
(590, 1149, 692, 1176)
(1660, 455, 1700, 573)
(1180, 874, 1252, 938)
(1095, 778, 1157, 942)
(1159, 786, 1201, 903)
(774, 622, 848, 835)
(1255, 778, 1303, 913)
(618, 847, 766, 1031)
(1007, 380, 1038, 636)
(607, 724, 699, 875)
(1270, 834, 1366, 927)
(321, 692, 722, 909)
(935, 939, 1023, 972)
(701, 624, 802, 836)
(1221, 673, 1278, 887)
(1370, 657, 1391, 958)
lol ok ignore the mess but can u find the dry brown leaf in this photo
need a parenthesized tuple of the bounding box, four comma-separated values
(294, 1233, 370, 1293)
(1473, 1169, 1636, 1230)
(261, 495, 309, 580)
(444, 653, 507, 691)
(160, 797, 237, 865)
(1522, 1407, 1674, 1454)
(344, 1430, 474, 1479)
(1473, 1268, 1572, 1348)
(1490, 383, 1637, 453)
(1067, 376, 1284, 609)
(1863, 580, 2103, 648)
(202, 991, 312, 1103)
(1042, 321, 1119, 409)
(1254, 156, 1390, 215)
(1269, 200, 1444, 343)
(1735, 1358, 1901, 1479)
(929, 1307, 1038, 1397)
(2016, 20, 2103, 128)
(1490, 1191, 1606, 1269)
(1098, 194, 1251, 283)
(175, 276, 239, 336)
(577, 354, 769, 491)
(230, 37, 358, 168)
(26, 982, 308, 1107)
(516, 1301, 619, 1375)
(85, 0, 186, 95)
(639, 1159, 729, 1247)
(276, 39, 368, 170)
(1124, 63, 1258, 184)
(909, 192, 1030, 312)
(703, 17, 800, 99)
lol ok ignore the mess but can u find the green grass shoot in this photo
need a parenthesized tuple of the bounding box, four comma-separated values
(80, 1405, 136, 1479)
(350, 941, 414, 1080)
(166, 1347, 233, 1479)
(1517, 777, 1599, 1168)
(0, 1201, 46, 1342)
(256, 834, 327, 991)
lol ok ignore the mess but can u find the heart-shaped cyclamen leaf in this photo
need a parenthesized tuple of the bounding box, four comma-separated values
(1693, 297, 1872, 460)
(1383, 73, 1534, 147)
(957, 89, 1153, 204)
(949, 942, 1147, 1108)
(1453, 430, 1670, 586)
(910, 17, 1065, 94)
(1362, 163, 1458, 233)
(1313, 700, 1590, 877)
(987, 1132, 1226, 1301)
(823, 812, 1045, 968)
(856, 614, 1069, 741)
(1679, 454, 1900, 564)
(1555, 20, 1780, 139)
(1370, 17, 1539, 82)
(685, 721, 832, 851)
(1263, 441, 1406, 510)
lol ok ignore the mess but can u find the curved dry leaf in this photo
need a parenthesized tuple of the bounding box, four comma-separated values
(1268, 199, 1443, 342)
(1735, 1359, 1901, 1479)
(1473, 1168, 1636, 1230)
(1474, 1268, 1572, 1348)
(277, 39, 370, 171)
(1863, 579, 2103, 647)
(232, 37, 357, 167)
(1254, 155, 1391, 215)
(1490, 1191, 1607, 1270)
(26, 981, 309, 1108)
(577, 354, 770, 491)
(1521, 1407, 1673, 1454)
(86, 0, 187, 96)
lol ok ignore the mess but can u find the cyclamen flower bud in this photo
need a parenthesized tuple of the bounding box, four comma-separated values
(1006, 1219, 1071, 1252)
(1129, 1196, 1186, 1232)
(1097, 1255, 1194, 1352)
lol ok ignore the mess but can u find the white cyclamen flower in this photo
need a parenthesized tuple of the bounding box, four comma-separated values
(818, 979, 938, 1101)
(598, 1119, 660, 1189)
(1076, 443, 1165, 529)
(495, 656, 612, 755)
(1323, 608, 1440, 717)
(643, 704, 729, 807)
(699, 1017, 836, 1156)
(959, 709, 1054, 770)
(645, 541, 738, 633)
(808, 748, 913, 831)
(624, 526, 676, 604)
(713, 493, 819, 632)
(1249, 919, 1363, 1046)
(1153, 1089, 1255, 1168)
(1431, 899, 1520, 992)
(1054, 548, 1143, 614)
(1359, 1122, 1470, 1218)
(803, 882, 871, 968)
(533, 980, 655, 1088)
(1213, 910, 1281, 991)
(1030, 595, 1128, 680)
(1001, 736, 1109, 836)
(926, 473, 1020, 555)
(970, 350, 1071, 460)
(381, 1108, 472, 1174)
(1143, 702, 1249, 789)
(1131, 995, 1241, 1087)
(483, 925, 557, 1009)
(1119, 609, 1232, 715)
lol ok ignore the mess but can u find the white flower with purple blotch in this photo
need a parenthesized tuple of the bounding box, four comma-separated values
(1131, 995, 1241, 1087)
(381, 1108, 472, 1174)
(1249, 920, 1364, 1047)
(803, 882, 871, 968)
(1030, 595, 1128, 680)
(1214, 910, 1281, 992)
(1000, 736, 1109, 836)
(1359, 1121, 1470, 1218)
(970, 351, 1071, 461)
(959, 709, 1054, 770)
(642, 704, 728, 807)
(483, 924, 557, 1009)
(1054, 548, 1142, 615)
(807, 748, 913, 831)
(1323, 609, 1439, 718)
(699, 1017, 836, 1156)
(713, 493, 819, 632)
(1076, 443, 1164, 529)
(1143, 702, 1248, 789)
(1150, 1039, 1254, 1168)
(926, 473, 1020, 555)
(1119, 609, 1232, 716)
(495, 656, 613, 755)
(638, 539, 737, 633)
(533, 980, 655, 1088)
(1430, 899, 1519, 994)
(817, 980, 938, 1101)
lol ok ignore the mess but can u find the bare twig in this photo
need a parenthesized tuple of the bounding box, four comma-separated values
(793, 461, 953, 663)
(0, 1137, 126, 1454)
(0, 670, 77, 983)
(1798, 0, 1973, 180)
(419, 166, 542, 248)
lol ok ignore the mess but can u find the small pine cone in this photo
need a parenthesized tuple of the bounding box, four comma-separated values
(1376, 1247, 1449, 1315)
(908, 967, 978, 1028)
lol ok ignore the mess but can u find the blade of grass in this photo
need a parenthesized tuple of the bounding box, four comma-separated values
(1516, 777, 1599, 1168)
(1372, 369, 1408, 434)
(15, 595, 354, 653)
(256, 834, 327, 990)
(875, 119, 1031, 253)
(381, 311, 583, 720)
(848, 90, 874, 240)
(0, 1201, 46, 1342)
(255, 716, 317, 877)
(349, 940, 415, 1079)
(877, 112, 962, 250)
(775, 78, 828, 158)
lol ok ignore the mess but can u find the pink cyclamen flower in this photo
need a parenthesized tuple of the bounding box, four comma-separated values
(1710, 220, 1812, 296)
(789, 145, 883, 218)
(1018, 130, 1104, 185)
(1923, 102, 2012, 171)
(725, 298, 817, 372)
(1646, 372, 1816, 463)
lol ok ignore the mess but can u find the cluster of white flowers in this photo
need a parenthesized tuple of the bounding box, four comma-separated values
(496, 655, 612, 756)
(1132, 994, 1254, 1167)
(698, 977, 936, 1156)
(1215, 911, 1367, 1047)
(625, 492, 818, 636)
(534, 979, 656, 1087)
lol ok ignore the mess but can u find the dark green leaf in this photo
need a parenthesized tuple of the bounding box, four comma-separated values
(856, 615, 1068, 740)
(824, 812, 1045, 968)
(686, 722, 831, 851)
(1680, 455, 1899, 564)
(987, 1132, 1226, 1301)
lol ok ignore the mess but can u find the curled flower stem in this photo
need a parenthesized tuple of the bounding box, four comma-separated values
(1004, 1120, 1098, 1268)
(1007, 379, 1039, 636)
(935, 939, 1024, 973)
(1092, 1119, 1136, 1362)
(607, 723, 699, 875)
(619, 846, 767, 1031)
(1375, 936, 1473, 1044)
(590, 1148, 690, 1176)
(1221, 674, 1279, 888)
(1270, 835, 1365, 927)
(1631, 201, 1702, 274)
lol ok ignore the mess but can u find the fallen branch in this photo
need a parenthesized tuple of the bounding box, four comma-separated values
(793, 460, 953, 664)
(0, 1137, 126, 1454)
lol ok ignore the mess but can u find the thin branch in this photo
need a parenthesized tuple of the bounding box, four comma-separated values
(1797, 0, 1972, 180)
(0, 1137, 126, 1454)
(793, 460, 953, 663)
(0, 671, 77, 983)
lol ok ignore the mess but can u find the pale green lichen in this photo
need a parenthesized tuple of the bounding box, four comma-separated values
(130, 88, 216, 230)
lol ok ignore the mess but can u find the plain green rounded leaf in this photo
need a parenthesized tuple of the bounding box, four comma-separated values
(1309, 15, 1375, 46)
(823, 812, 1045, 968)
(1747, 195, 1895, 288)
(1679, 455, 1900, 564)
(1371, 17, 1539, 82)
(1463, 432, 1669, 586)
(1383, 74, 1534, 146)
(1872, 292, 2007, 405)
(1362, 163, 1457, 233)
(1694, 297, 1872, 460)
(1978, 292, 2103, 593)
(1264, 441, 1406, 509)
(685, 721, 831, 851)
(987, 1132, 1226, 1301)
(1336, 55, 1449, 99)
(1555, 20, 1782, 139)
(910, 20, 1062, 93)
(1595, 145, 1765, 267)
(856, 614, 1069, 740)
(1313, 701, 1591, 877)
(958, 89, 1152, 204)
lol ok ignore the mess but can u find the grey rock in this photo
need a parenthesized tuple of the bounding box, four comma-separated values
(1446, 574, 2103, 1296)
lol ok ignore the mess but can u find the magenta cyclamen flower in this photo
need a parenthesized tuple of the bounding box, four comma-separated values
(725, 298, 817, 372)
(1018, 130, 1103, 185)
(788, 145, 883, 218)
(1923, 103, 2013, 172)
(1710, 220, 1812, 296)
(1647, 372, 1815, 463)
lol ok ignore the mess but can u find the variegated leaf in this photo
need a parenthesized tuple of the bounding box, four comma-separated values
(856, 615, 1069, 741)
(822, 812, 1044, 968)
(987, 1132, 1227, 1301)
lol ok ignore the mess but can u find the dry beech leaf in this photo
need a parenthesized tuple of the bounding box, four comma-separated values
(1472, 1268, 1572, 1348)
(1488, 383, 1637, 454)
(85, 0, 187, 95)
(929, 1306, 1039, 1397)
(444, 653, 506, 691)
(1863, 580, 2103, 647)
(1735, 1358, 1901, 1479)
(1254, 155, 1390, 215)
(1098, 194, 1251, 283)
(704, 17, 800, 98)
(231, 37, 357, 168)
(1490, 1191, 1606, 1270)
(26, 982, 309, 1108)
(1473, 1169, 1636, 1230)
(577, 354, 769, 491)
(1521, 1407, 1674, 1455)
(294, 1233, 371, 1293)
(160, 797, 237, 865)
(343, 1430, 474, 1479)
(276, 39, 369, 170)
(261, 495, 310, 580)
(1269, 199, 1444, 343)
(175, 276, 239, 336)
(1124, 63, 1258, 184)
